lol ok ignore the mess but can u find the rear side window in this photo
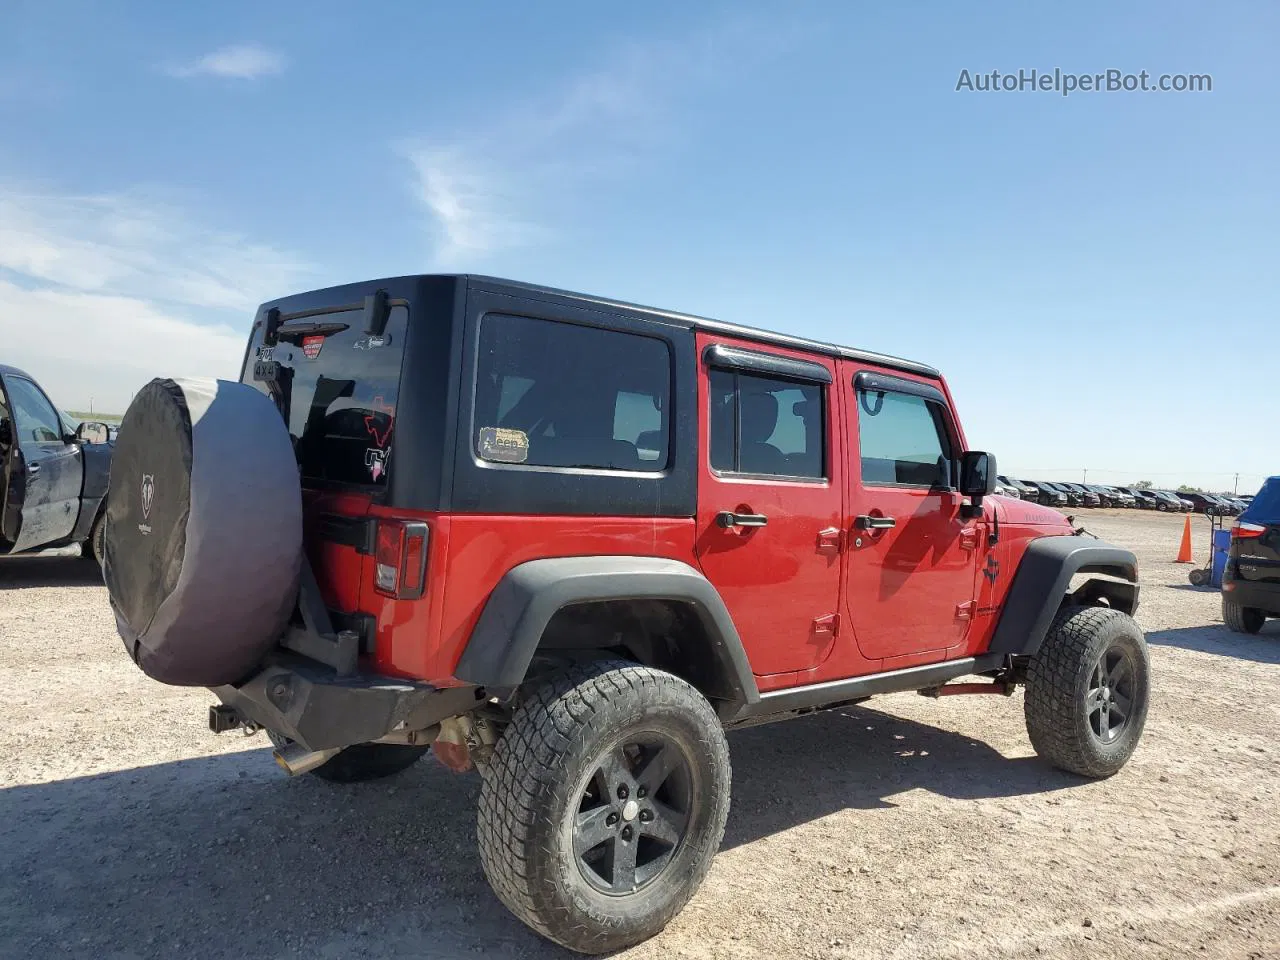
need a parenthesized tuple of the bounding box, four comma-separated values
(244, 305, 408, 488)
(474, 314, 671, 472)
(857, 388, 953, 487)
(708, 369, 825, 479)
(1244, 479, 1280, 524)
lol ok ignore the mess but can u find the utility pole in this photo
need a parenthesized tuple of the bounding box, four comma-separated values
(1083, 467, 1088, 484)
(1234, 473, 1239, 495)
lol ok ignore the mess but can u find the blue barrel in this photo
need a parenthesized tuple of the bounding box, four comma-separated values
(1211, 529, 1231, 587)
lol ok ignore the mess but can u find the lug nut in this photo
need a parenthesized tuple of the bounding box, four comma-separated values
(637, 787, 647, 799)
(617, 784, 629, 800)
(639, 810, 653, 822)
(606, 812, 619, 826)
(621, 826, 633, 842)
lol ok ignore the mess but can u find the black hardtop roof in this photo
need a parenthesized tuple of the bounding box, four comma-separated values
(0, 363, 34, 379)
(260, 273, 941, 380)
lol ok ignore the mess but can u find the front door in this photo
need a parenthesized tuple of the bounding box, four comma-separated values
(0, 374, 82, 553)
(841, 365, 978, 662)
(694, 334, 843, 677)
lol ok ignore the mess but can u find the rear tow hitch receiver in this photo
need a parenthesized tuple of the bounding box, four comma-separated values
(209, 704, 243, 733)
(919, 680, 1017, 698)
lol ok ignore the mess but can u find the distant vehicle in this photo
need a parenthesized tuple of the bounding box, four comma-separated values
(1, 364, 114, 564)
(1148, 490, 1188, 512)
(1178, 492, 1233, 516)
(997, 476, 1037, 500)
(994, 481, 1021, 499)
(1117, 487, 1160, 509)
(1222, 476, 1280, 635)
(1084, 484, 1128, 508)
(1103, 486, 1138, 508)
(1021, 480, 1069, 507)
(1058, 482, 1100, 507)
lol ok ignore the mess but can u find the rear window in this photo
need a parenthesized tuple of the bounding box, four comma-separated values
(244, 305, 408, 488)
(473, 313, 671, 472)
(1243, 478, 1280, 524)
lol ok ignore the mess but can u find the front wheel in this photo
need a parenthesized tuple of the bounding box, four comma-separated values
(1025, 606, 1150, 778)
(477, 660, 731, 954)
(1223, 598, 1265, 635)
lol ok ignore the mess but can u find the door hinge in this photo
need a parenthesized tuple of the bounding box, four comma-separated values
(955, 600, 976, 621)
(959, 528, 979, 551)
(816, 527, 843, 553)
(812, 613, 839, 638)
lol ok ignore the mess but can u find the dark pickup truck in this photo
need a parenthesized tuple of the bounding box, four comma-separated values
(1, 364, 114, 564)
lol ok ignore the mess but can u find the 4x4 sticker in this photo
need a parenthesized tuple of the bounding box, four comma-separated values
(302, 335, 324, 360)
(478, 426, 529, 464)
(365, 447, 389, 482)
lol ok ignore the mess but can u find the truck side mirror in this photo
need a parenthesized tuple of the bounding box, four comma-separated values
(959, 451, 997, 499)
(76, 421, 111, 445)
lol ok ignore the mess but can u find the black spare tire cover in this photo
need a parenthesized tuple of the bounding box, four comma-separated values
(103, 378, 302, 686)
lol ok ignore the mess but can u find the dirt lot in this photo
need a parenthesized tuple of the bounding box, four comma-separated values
(1, 510, 1277, 960)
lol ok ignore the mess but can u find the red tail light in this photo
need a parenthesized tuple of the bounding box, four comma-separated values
(374, 520, 429, 598)
(1233, 520, 1265, 539)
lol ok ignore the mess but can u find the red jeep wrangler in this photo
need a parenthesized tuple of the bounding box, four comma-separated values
(102, 275, 1149, 954)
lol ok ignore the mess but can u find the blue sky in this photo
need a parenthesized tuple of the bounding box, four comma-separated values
(0, 1, 1275, 492)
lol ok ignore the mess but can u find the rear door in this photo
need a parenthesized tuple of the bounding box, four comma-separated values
(840, 364, 979, 663)
(0, 373, 82, 552)
(693, 333, 844, 677)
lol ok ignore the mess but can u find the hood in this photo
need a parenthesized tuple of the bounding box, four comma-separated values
(991, 495, 1075, 530)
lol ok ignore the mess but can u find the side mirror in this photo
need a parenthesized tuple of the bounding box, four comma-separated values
(76, 421, 112, 445)
(959, 451, 997, 499)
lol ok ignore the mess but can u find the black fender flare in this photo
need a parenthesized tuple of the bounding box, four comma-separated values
(988, 536, 1140, 657)
(453, 556, 760, 710)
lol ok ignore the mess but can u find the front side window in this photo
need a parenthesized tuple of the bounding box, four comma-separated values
(856, 388, 953, 487)
(474, 314, 671, 472)
(3, 376, 65, 447)
(709, 368, 825, 479)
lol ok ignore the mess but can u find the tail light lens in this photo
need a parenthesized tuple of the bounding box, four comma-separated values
(1233, 520, 1265, 540)
(374, 520, 429, 599)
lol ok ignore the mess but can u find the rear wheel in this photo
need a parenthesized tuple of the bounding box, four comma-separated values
(1222, 598, 1265, 635)
(1025, 606, 1150, 779)
(266, 732, 427, 782)
(85, 512, 106, 568)
(477, 660, 731, 954)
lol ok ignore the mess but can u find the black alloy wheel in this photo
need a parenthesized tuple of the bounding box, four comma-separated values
(1086, 646, 1136, 745)
(574, 735, 693, 895)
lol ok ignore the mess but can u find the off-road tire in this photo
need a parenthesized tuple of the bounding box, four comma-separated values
(477, 660, 731, 955)
(266, 732, 427, 783)
(1025, 605, 1150, 779)
(1222, 598, 1265, 635)
(86, 512, 106, 569)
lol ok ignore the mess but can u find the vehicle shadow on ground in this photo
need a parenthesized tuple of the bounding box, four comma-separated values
(1147, 622, 1280, 664)
(0, 555, 100, 589)
(0, 707, 1076, 960)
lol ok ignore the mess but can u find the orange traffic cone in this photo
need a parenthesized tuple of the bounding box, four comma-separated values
(1175, 515, 1194, 563)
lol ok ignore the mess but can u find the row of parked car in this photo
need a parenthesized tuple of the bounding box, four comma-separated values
(994, 477, 1253, 516)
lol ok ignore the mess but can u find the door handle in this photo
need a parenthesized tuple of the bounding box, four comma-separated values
(716, 511, 768, 529)
(26, 462, 40, 476)
(854, 514, 896, 530)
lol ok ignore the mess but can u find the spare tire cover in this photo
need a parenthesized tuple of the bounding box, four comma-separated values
(103, 378, 302, 686)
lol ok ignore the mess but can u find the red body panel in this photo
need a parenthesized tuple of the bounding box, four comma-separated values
(302, 354, 1073, 690)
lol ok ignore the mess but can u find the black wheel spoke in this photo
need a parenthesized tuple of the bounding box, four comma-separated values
(642, 800, 687, 846)
(1107, 659, 1129, 688)
(636, 744, 679, 795)
(610, 834, 639, 891)
(599, 746, 632, 791)
(575, 805, 615, 855)
(1111, 690, 1131, 720)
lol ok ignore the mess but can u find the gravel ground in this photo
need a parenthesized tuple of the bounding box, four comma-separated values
(1, 510, 1277, 960)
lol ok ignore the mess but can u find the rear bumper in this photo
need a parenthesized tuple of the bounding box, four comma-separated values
(211, 657, 483, 751)
(1223, 577, 1280, 615)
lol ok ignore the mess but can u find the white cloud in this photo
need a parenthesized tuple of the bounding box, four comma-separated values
(0, 184, 311, 411)
(164, 44, 286, 81)
(0, 188, 309, 312)
(404, 16, 801, 267)
(0, 281, 247, 414)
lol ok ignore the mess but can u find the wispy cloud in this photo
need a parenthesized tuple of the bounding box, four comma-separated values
(404, 16, 802, 267)
(0, 184, 311, 410)
(164, 44, 286, 81)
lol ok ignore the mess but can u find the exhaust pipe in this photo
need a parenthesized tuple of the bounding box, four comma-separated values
(273, 742, 340, 776)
